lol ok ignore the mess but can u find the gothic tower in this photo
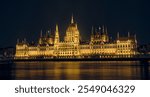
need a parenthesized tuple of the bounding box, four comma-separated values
(90, 26, 94, 43)
(101, 25, 109, 42)
(54, 24, 60, 56)
(65, 15, 80, 44)
(38, 30, 43, 45)
(54, 24, 59, 44)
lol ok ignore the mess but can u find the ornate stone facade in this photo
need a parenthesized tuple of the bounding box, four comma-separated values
(15, 16, 137, 59)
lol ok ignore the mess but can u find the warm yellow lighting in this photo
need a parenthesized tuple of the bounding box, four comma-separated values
(15, 16, 137, 59)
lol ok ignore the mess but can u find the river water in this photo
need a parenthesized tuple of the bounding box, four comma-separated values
(0, 61, 150, 80)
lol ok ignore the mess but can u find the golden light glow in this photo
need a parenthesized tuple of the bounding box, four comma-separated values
(15, 16, 137, 59)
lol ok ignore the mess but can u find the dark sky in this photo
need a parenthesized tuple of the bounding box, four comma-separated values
(0, 0, 150, 47)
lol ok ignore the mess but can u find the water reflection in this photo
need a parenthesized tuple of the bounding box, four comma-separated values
(7, 61, 149, 80)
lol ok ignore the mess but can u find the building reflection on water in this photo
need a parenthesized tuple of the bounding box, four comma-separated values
(5, 61, 149, 80)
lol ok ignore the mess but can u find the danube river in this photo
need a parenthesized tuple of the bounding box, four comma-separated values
(0, 61, 150, 80)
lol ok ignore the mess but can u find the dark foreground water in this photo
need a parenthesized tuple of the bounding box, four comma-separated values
(0, 61, 150, 80)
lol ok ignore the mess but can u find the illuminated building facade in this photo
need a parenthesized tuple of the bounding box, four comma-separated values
(15, 16, 137, 59)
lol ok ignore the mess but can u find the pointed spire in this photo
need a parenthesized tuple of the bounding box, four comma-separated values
(102, 25, 105, 33)
(128, 32, 130, 37)
(91, 26, 94, 35)
(117, 32, 120, 39)
(40, 30, 43, 37)
(134, 34, 137, 40)
(105, 26, 108, 35)
(56, 24, 59, 32)
(71, 14, 74, 24)
(75, 23, 78, 28)
(54, 24, 59, 44)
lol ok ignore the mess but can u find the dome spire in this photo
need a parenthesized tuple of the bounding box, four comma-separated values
(71, 14, 74, 24)
(128, 31, 130, 37)
(117, 32, 120, 39)
(56, 24, 59, 33)
(40, 29, 43, 37)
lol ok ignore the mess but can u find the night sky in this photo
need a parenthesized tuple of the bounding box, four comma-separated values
(0, 0, 150, 47)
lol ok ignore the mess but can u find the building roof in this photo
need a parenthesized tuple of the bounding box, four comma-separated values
(118, 36, 135, 41)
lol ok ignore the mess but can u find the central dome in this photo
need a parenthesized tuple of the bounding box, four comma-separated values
(65, 15, 80, 43)
(67, 23, 77, 32)
(66, 15, 78, 32)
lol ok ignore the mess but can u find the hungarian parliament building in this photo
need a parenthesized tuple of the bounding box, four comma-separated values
(15, 16, 137, 59)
